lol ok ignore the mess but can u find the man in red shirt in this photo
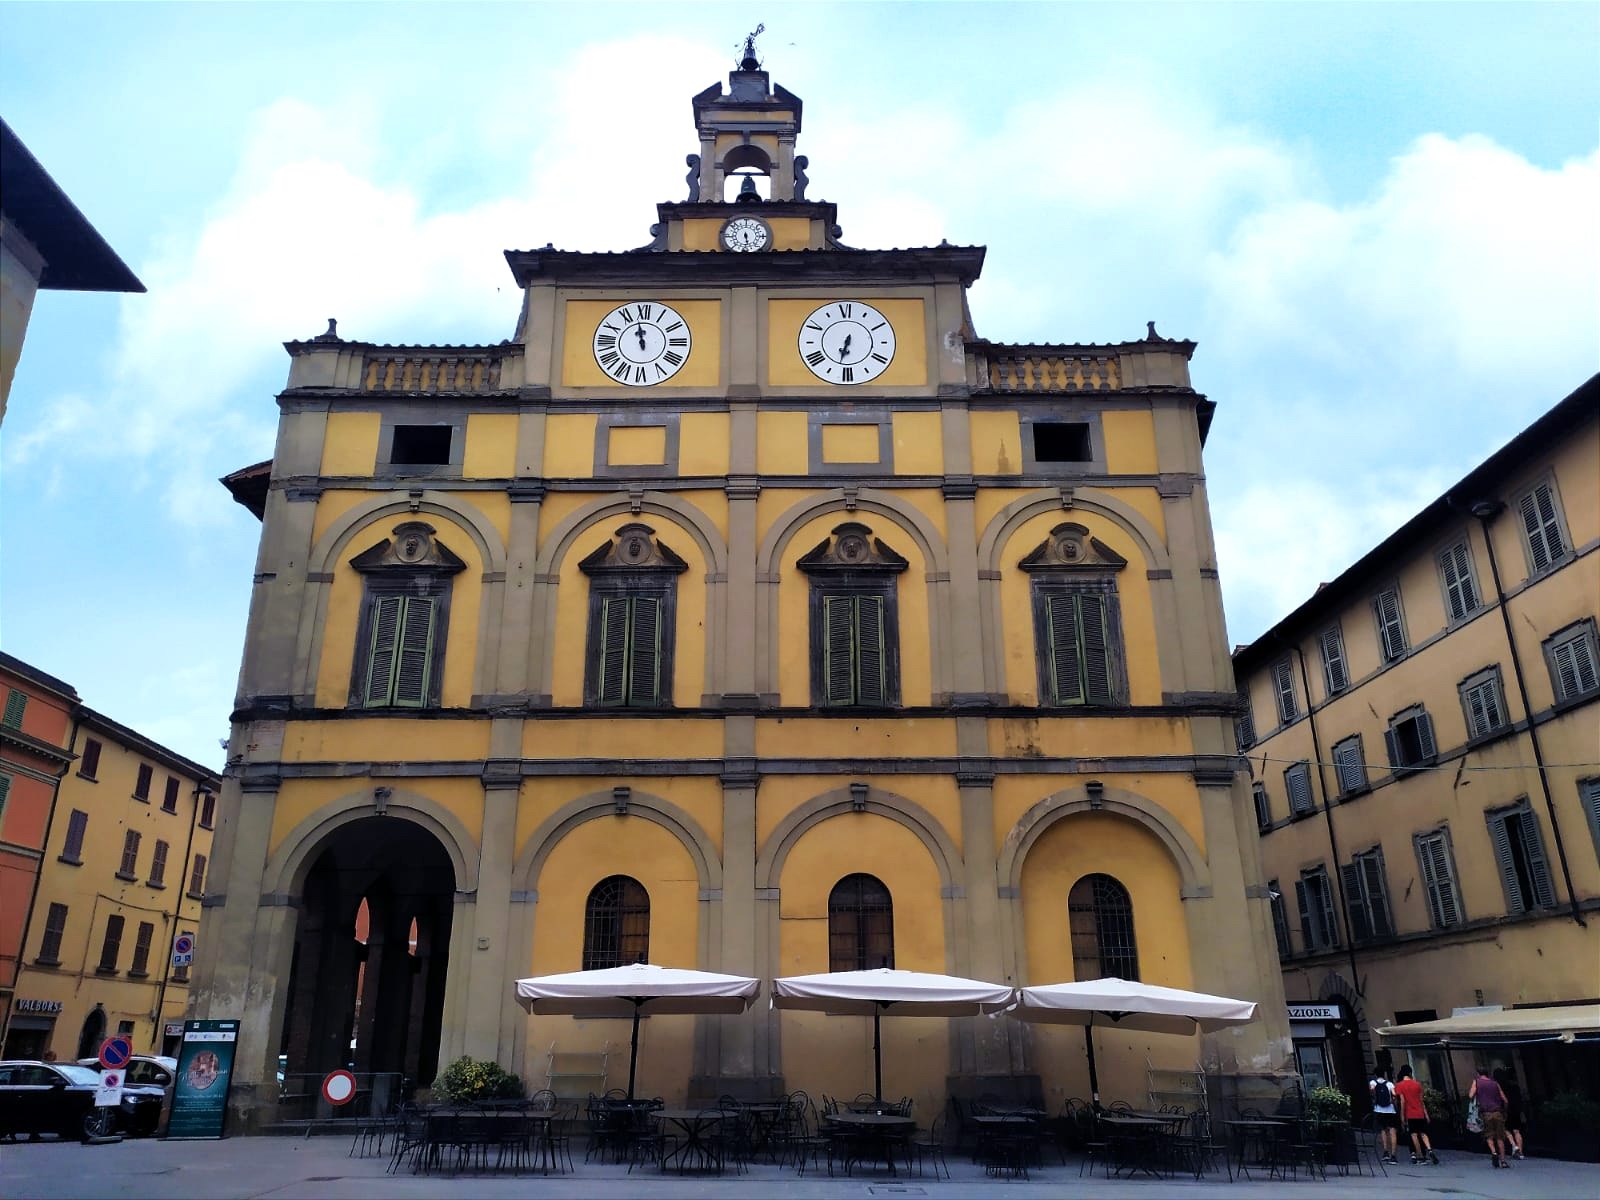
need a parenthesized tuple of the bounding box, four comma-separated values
(1394, 1065, 1440, 1165)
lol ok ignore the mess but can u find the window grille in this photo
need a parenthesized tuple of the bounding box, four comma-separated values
(582, 875, 650, 970)
(1069, 873, 1139, 980)
(829, 873, 895, 971)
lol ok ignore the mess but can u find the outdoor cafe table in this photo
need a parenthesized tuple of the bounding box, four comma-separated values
(653, 1108, 728, 1174)
(738, 1100, 786, 1161)
(1100, 1114, 1173, 1179)
(828, 1112, 916, 1176)
(1220, 1117, 1293, 1180)
(973, 1114, 1042, 1172)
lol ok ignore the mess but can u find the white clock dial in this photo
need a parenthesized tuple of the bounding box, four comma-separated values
(798, 301, 896, 385)
(721, 216, 771, 253)
(592, 301, 692, 386)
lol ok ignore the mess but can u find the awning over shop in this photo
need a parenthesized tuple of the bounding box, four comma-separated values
(1378, 1004, 1600, 1048)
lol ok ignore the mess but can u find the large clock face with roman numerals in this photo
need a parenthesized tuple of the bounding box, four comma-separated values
(592, 301, 692, 386)
(798, 300, 896, 385)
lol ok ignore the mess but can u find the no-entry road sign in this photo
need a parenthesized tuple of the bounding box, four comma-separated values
(321, 1070, 357, 1106)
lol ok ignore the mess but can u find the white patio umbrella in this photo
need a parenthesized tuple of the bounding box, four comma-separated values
(515, 963, 760, 1100)
(773, 967, 1015, 1101)
(1010, 978, 1257, 1109)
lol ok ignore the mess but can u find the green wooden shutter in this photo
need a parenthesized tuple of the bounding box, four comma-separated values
(391, 597, 436, 707)
(1361, 850, 1393, 937)
(0, 773, 9, 822)
(1340, 863, 1370, 942)
(1376, 590, 1406, 660)
(362, 595, 405, 705)
(2, 689, 28, 728)
(1317, 874, 1340, 948)
(627, 597, 661, 705)
(822, 595, 857, 705)
(855, 596, 886, 705)
(595, 597, 630, 705)
(1519, 483, 1564, 571)
(1487, 812, 1525, 914)
(1046, 595, 1083, 704)
(1516, 810, 1557, 909)
(1294, 879, 1312, 951)
(1415, 711, 1437, 760)
(1080, 594, 1113, 704)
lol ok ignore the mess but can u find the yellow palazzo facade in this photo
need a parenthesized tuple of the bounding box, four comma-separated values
(197, 57, 1291, 1128)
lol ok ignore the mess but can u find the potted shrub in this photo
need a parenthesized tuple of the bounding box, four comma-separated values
(1308, 1085, 1356, 1163)
(431, 1056, 525, 1105)
(1536, 1091, 1600, 1163)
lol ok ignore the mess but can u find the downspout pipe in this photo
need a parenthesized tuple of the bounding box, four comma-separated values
(151, 781, 208, 1052)
(1467, 499, 1586, 928)
(1284, 640, 1365, 994)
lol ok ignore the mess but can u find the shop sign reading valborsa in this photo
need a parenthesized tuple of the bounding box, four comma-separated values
(15, 999, 64, 1014)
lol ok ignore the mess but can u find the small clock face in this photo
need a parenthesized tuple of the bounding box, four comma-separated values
(721, 216, 771, 253)
(798, 301, 896, 385)
(592, 302, 692, 386)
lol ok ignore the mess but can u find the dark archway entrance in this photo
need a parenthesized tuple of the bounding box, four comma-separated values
(76, 1005, 107, 1060)
(278, 817, 455, 1088)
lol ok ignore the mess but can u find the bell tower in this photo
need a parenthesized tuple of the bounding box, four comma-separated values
(690, 27, 805, 203)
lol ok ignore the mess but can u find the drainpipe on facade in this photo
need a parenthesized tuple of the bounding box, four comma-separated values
(1468, 499, 1587, 928)
(150, 781, 206, 1051)
(1286, 641, 1366, 995)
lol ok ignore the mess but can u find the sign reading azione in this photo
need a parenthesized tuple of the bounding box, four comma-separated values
(1287, 1004, 1340, 1021)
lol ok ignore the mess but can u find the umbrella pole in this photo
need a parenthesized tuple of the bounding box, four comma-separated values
(628, 1003, 641, 1101)
(873, 1004, 884, 1103)
(1084, 1020, 1101, 1113)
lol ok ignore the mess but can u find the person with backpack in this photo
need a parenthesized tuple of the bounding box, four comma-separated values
(1370, 1066, 1400, 1164)
(1394, 1064, 1440, 1164)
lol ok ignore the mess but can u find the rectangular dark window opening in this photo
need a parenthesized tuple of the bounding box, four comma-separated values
(390, 424, 453, 465)
(162, 777, 180, 812)
(79, 739, 103, 780)
(38, 902, 68, 963)
(98, 914, 125, 972)
(1031, 422, 1092, 463)
(134, 763, 153, 801)
(61, 809, 89, 863)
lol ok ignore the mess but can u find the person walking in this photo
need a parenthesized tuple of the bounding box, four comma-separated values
(1469, 1067, 1510, 1167)
(1394, 1065, 1440, 1165)
(1493, 1068, 1526, 1159)
(1370, 1065, 1400, 1164)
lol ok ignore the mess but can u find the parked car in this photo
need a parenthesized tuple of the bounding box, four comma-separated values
(77, 1054, 175, 1135)
(0, 1060, 163, 1140)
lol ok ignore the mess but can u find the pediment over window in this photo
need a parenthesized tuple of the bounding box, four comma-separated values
(1018, 522, 1127, 574)
(350, 521, 467, 576)
(797, 522, 909, 576)
(578, 523, 688, 575)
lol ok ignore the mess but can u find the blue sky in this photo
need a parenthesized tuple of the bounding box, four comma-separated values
(2, 2, 1596, 767)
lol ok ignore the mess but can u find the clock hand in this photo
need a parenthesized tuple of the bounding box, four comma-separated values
(839, 333, 853, 358)
(635, 324, 647, 352)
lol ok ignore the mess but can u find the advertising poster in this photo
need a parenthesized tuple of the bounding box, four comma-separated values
(166, 1019, 239, 1139)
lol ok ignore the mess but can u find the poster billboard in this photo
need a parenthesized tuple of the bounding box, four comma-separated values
(166, 1019, 239, 1139)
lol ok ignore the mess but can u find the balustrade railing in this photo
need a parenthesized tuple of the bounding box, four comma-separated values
(977, 349, 1120, 392)
(361, 349, 517, 393)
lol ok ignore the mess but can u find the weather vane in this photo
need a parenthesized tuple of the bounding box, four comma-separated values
(740, 23, 765, 69)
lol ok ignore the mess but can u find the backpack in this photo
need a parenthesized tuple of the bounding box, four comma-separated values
(1372, 1078, 1393, 1107)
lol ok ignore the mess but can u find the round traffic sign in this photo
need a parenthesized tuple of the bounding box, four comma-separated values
(174, 933, 194, 956)
(99, 1036, 133, 1070)
(321, 1069, 357, 1106)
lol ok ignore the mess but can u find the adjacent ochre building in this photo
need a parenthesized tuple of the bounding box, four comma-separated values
(1235, 376, 1600, 1107)
(198, 56, 1292, 1129)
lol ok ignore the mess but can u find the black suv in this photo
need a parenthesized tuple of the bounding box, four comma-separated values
(0, 1061, 163, 1140)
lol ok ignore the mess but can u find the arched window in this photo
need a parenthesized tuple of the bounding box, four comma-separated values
(1069, 873, 1138, 980)
(583, 876, 650, 970)
(828, 873, 894, 971)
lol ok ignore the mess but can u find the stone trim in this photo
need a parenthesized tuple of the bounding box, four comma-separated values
(512, 787, 722, 894)
(755, 784, 963, 892)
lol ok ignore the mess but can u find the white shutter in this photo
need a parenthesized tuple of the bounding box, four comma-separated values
(1334, 737, 1366, 795)
(1440, 541, 1478, 620)
(1375, 590, 1406, 661)
(1519, 482, 1565, 572)
(1286, 763, 1314, 815)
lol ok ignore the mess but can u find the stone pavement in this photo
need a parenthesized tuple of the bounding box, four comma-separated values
(2, 1134, 1597, 1199)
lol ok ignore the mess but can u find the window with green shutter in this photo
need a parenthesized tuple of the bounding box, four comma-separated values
(348, 521, 465, 710)
(799, 522, 907, 708)
(1543, 619, 1600, 705)
(1341, 846, 1392, 942)
(1514, 478, 1568, 576)
(1385, 705, 1437, 773)
(1041, 591, 1117, 706)
(580, 523, 687, 708)
(1437, 538, 1480, 622)
(1414, 828, 1464, 929)
(1019, 523, 1128, 708)
(1485, 802, 1557, 915)
(1295, 866, 1339, 951)
(1, 688, 27, 729)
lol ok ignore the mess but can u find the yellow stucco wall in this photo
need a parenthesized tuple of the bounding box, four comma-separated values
(561, 299, 722, 389)
(970, 411, 1023, 476)
(463, 413, 518, 478)
(757, 412, 808, 476)
(679, 412, 730, 476)
(991, 773, 1208, 866)
(607, 425, 668, 466)
(766, 298, 927, 389)
(892, 411, 944, 476)
(1101, 410, 1158, 475)
(543, 414, 599, 478)
(320, 412, 381, 476)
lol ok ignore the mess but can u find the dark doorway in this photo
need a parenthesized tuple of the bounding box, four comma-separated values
(76, 1005, 107, 1060)
(278, 817, 455, 1088)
